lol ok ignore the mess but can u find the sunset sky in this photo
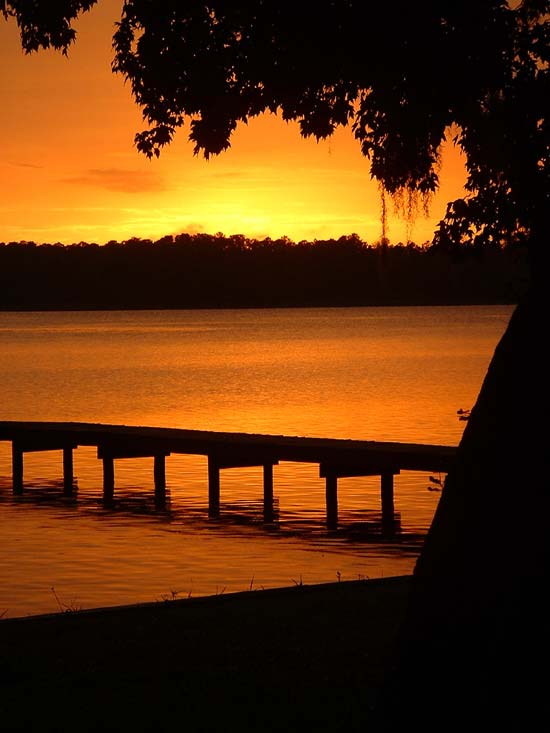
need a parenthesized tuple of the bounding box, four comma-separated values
(0, 1, 468, 246)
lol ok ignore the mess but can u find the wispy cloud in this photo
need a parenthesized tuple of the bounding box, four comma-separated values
(176, 222, 206, 235)
(208, 171, 245, 180)
(6, 160, 44, 169)
(62, 168, 166, 193)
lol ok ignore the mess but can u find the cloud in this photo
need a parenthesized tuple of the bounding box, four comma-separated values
(208, 171, 244, 180)
(7, 160, 44, 169)
(176, 222, 206, 235)
(62, 168, 166, 193)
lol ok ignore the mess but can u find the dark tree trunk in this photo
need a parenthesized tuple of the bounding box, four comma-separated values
(375, 283, 549, 730)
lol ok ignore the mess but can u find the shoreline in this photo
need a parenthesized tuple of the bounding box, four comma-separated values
(0, 300, 517, 312)
(1, 573, 410, 624)
(1, 575, 411, 731)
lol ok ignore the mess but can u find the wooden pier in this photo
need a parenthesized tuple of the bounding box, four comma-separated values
(0, 421, 457, 530)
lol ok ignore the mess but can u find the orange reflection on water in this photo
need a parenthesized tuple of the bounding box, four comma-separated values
(0, 305, 511, 617)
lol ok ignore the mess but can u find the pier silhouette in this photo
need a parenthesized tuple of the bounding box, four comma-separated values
(0, 421, 456, 530)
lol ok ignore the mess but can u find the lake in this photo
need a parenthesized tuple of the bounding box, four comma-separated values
(0, 305, 513, 618)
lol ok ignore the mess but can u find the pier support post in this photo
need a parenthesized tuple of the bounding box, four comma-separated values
(102, 457, 115, 503)
(206, 455, 277, 520)
(320, 462, 400, 532)
(208, 456, 220, 517)
(263, 463, 274, 522)
(325, 473, 338, 530)
(63, 447, 74, 496)
(154, 454, 166, 506)
(12, 444, 23, 495)
(381, 471, 395, 534)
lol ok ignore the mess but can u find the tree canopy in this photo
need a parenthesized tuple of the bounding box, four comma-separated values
(111, 1, 550, 249)
(1, 0, 97, 52)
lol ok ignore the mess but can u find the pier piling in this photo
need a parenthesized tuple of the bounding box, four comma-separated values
(102, 456, 115, 502)
(381, 471, 396, 533)
(263, 463, 274, 522)
(12, 445, 23, 495)
(11, 439, 77, 496)
(63, 448, 74, 496)
(207, 456, 220, 517)
(325, 473, 338, 530)
(154, 455, 166, 505)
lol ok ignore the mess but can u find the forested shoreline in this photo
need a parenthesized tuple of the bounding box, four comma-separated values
(0, 233, 528, 310)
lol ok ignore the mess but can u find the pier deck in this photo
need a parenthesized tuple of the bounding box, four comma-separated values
(0, 421, 457, 529)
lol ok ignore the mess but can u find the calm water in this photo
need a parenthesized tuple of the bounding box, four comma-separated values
(0, 305, 513, 618)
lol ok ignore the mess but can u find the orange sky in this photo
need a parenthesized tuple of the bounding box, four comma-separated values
(0, 1, 468, 246)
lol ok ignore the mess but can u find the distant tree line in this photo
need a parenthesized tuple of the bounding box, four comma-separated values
(0, 233, 529, 310)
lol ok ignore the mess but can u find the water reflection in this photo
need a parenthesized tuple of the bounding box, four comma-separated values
(1, 475, 409, 542)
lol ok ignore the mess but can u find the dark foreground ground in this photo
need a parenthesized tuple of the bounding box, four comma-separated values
(0, 575, 411, 732)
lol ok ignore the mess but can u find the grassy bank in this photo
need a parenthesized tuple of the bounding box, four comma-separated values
(0, 575, 411, 732)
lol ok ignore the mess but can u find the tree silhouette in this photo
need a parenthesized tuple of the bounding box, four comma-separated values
(0, 235, 526, 308)
(4, 1, 549, 729)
